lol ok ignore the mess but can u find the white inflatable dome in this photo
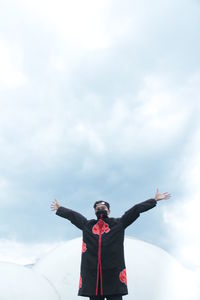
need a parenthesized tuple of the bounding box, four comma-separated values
(0, 261, 59, 300)
(33, 237, 199, 300)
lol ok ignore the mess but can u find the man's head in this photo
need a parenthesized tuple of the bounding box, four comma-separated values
(93, 200, 110, 219)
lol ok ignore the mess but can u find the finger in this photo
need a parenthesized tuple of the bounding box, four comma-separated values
(52, 200, 58, 205)
(156, 187, 159, 194)
(50, 205, 57, 209)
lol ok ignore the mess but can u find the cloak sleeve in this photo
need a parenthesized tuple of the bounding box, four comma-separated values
(120, 198, 157, 229)
(56, 206, 88, 230)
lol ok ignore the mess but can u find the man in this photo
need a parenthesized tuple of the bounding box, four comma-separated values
(51, 188, 170, 300)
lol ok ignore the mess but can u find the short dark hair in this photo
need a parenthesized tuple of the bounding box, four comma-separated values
(93, 200, 110, 210)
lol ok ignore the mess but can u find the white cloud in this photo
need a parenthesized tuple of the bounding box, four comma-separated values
(163, 126, 200, 279)
(49, 56, 68, 72)
(103, 75, 192, 156)
(0, 239, 63, 265)
(0, 39, 27, 89)
(0, 177, 9, 190)
(16, 0, 111, 50)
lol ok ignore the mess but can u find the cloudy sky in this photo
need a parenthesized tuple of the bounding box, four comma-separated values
(0, 0, 200, 281)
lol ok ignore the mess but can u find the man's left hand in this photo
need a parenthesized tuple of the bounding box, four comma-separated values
(155, 188, 171, 201)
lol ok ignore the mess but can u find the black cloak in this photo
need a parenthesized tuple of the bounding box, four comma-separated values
(56, 198, 157, 297)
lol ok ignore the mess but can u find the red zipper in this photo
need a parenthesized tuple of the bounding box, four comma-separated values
(95, 217, 103, 296)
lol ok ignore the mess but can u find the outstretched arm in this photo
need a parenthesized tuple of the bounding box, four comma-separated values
(51, 199, 88, 230)
(120, 189, 171, 228)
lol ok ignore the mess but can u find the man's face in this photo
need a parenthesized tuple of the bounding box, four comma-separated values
(95, 204, 110, 215)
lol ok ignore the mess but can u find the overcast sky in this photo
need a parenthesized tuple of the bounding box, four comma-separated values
(0, 0, 200, 283)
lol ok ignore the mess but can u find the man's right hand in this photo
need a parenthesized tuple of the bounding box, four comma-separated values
(50, 199, 60, 211)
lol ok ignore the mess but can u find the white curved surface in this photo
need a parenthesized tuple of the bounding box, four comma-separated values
(34, 238, 82, 299)
(34, 237, 199, 300)
(0, 261, 60, 300)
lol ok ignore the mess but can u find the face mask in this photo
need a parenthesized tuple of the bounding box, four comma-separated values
(95, 209, 108, 219)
